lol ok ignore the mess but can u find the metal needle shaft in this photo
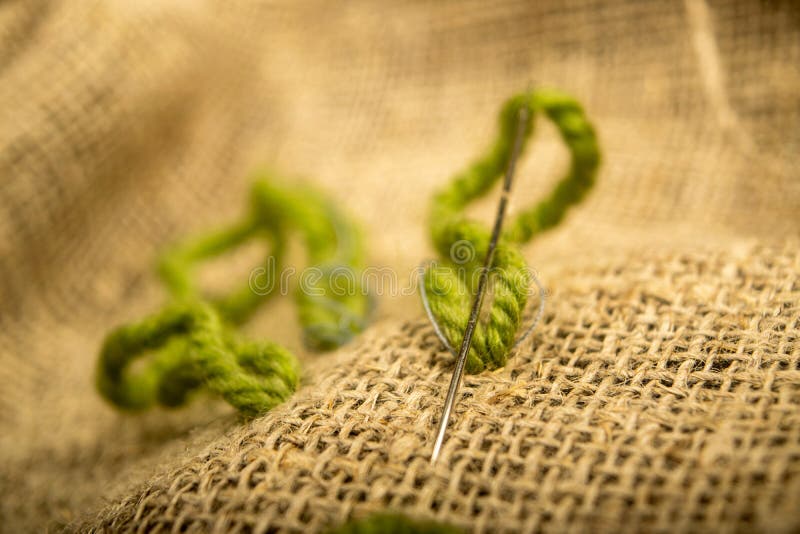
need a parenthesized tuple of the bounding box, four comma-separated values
(430, 106, 529, 464)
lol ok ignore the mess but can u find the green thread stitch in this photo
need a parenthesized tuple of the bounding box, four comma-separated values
(97, 173, 370, 416)
(423, 89, 600, 374)
(327, 513, 463, 534)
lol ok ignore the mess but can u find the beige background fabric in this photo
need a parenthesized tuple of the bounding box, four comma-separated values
(0, 0, 798, 532)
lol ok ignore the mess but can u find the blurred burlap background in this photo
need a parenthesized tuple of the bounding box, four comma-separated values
(1, 0, 799, 532)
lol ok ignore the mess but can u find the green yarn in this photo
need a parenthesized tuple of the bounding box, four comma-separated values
(249, 180, 370, 350)
(97, 173, 370, 416)
(97, 301, 299, 417)
(424, 89, 600, 374)
(327, 513, 463, 534)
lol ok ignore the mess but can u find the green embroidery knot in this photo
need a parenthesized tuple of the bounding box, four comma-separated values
(423, 90, 600, 373)
(96, 173, 370, 416)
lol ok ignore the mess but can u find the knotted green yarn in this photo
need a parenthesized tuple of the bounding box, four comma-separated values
(247, 181, 370, 350)
(97, 173, 370, 416)
(97, 301, 299, 417)
(424, 89, 600, 374)
(327, 513, 463, 534)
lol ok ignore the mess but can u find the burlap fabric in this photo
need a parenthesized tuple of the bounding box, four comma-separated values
(0, 0, 798, 532)
(83, 244, 800, 533)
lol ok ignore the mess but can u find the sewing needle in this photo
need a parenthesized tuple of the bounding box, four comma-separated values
(430, 106, 529, 464)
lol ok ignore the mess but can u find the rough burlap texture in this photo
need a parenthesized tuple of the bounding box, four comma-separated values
(87, 245, 800, 533)
(0, 0, 798, 532)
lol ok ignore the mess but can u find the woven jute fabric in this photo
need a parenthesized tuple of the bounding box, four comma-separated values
(86, 244, 800, 533)
(1, 0, 799, 532)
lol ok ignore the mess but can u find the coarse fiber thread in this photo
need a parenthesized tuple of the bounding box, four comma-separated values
(97, 174, 371, 416)
(327, 513, 462, 534)
(424, 90, 600, 373)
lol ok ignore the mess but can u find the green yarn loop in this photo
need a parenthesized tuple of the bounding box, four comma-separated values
(97, 301, 299, 417)
(424, 89, 600, 373)
(327, 513, 463, 534)
(97, 173, 370, 416)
